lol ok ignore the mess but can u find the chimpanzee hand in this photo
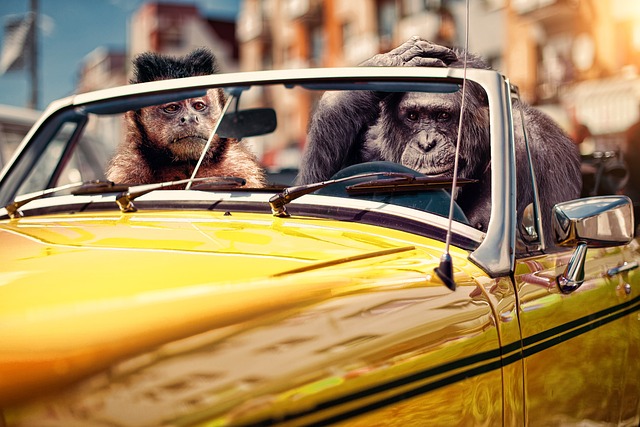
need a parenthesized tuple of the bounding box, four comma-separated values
(360, 36, 458, 67)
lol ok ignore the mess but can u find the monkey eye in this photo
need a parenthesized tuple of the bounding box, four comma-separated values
(192, 101, 207, 111)
(436, 112, 451, 122)
(163, 104, 180, 114)
(406, 111, 420, 121)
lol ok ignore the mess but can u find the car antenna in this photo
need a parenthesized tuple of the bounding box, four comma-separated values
(185, 88, 239, 191)
(434, 0, 470, 291)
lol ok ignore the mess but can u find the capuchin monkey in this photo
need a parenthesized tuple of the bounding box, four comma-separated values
(106, 48, 267, 187)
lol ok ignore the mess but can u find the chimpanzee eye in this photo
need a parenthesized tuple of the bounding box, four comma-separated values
(193, 101, 207, 111)
(163, 104, 180, 114)
(407, 111, 419, 121)
(436, 112, 451, 122)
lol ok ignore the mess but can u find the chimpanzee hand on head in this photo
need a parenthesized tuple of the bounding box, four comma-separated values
(360, 36, 458, 67)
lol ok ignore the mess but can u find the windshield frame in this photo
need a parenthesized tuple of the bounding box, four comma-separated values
(0, 67, 517, 276)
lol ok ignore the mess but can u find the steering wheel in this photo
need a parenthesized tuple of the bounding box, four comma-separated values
(315, 161, 469, 224)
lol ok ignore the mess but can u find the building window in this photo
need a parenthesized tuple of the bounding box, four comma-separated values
(310, 26, 324, 66)
(342, 20, 355, 46)
(402, 0, 442, 17)
(158, 16, 184, 50)
(377, 0, 397, 44)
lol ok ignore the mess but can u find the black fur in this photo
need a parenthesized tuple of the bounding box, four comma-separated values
(298, 37, 581, 247)
(130, 48, 220, 84)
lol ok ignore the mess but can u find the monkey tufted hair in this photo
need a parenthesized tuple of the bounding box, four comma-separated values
(130, 48, 220, 83)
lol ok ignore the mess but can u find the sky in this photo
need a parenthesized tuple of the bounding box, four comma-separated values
(0, 0, 241, 111)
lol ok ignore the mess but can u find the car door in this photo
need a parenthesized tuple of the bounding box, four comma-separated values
(513, 243, 637, 426)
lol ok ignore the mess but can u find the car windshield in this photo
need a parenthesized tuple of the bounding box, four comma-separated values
(1, 74, 489, 230)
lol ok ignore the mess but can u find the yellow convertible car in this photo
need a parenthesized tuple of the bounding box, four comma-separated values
(0, 66, 638, 426)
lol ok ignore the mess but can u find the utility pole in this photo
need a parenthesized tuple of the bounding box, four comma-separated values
(28, 0, 38, 110)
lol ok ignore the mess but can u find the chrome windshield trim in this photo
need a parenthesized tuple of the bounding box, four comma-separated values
(466, 71, 516, 276)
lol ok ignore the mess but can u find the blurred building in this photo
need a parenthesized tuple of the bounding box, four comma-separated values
(237, 0, 504, 70)
(129, 2, 238, 72)
(71, 0, 640, 169)
(0, 104, 40, 169)
(77, 1, 239, 92)
(236, 0, 504, 164)
(506, 0, 640, 153)
(76, 47, 128, 93)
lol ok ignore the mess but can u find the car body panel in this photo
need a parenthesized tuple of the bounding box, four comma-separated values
(0, 208, 505, 426)
(515, 247, 640, 425)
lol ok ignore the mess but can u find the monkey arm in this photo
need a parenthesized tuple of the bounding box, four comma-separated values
(106, 149, 155, 185)
(513, 102, 582, 247)
(361, 36, 489, 70)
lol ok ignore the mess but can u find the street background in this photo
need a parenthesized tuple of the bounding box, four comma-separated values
(1, 0, 640, 197)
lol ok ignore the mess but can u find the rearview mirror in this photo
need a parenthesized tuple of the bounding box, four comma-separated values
(217, 108, 277, 139)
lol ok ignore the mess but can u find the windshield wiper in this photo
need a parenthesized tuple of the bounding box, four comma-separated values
(269, 172, 473, 217)
(71, 180, 130, 195)
(3, 180, 136, 219)
(345, 176, 477, 194)
(2, 176, 247, 218)
(4, 181, 94, 219)
(115, 176, 246, 213)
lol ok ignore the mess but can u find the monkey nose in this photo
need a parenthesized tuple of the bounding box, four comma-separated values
(180, 115, 199, 124)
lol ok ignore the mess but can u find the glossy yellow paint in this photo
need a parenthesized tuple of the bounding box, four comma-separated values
(0, 209, 505, 426)
(4, 209, 635, 425)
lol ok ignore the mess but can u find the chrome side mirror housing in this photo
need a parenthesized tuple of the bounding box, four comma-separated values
(553, 195, 634, 248)
(552, 196, 634, 293)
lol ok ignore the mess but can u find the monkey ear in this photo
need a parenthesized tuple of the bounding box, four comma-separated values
(186, 48, 220, 75)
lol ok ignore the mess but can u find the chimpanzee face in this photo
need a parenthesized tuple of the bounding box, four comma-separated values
(380, 92, 461, 177)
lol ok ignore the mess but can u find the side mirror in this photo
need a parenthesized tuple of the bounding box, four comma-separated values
(552, 195, 634, 293)
(520, 203, 539, 243)
(553, 195, 634, 247)
(217, 108, 277, 139)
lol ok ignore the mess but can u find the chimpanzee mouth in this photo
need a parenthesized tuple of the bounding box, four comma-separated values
(408, 160, 455, 176)
(419, 168, 453, 178)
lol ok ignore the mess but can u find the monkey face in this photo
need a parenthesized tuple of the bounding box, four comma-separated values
(138, 89, 225, 162)
(383, 92, 460, 177)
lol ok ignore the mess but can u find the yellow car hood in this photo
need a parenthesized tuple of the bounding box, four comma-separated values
(0, 210, 480, 407)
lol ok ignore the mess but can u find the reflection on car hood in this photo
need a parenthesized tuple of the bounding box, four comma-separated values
(0, 210, 475, 283)
(0, 210, 484, 421)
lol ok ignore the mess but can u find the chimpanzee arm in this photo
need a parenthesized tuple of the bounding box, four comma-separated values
(297, 91, 383, 184)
